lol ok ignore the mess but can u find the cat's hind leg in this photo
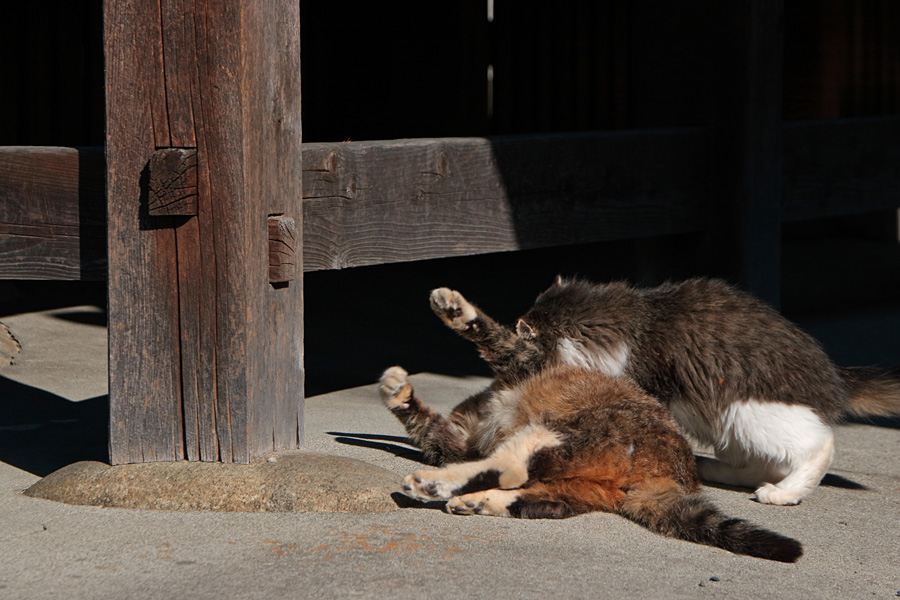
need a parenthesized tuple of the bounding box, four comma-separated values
(448, 477, 627, 518)
(379, 366, 470, 465)
(701, 399, 835, 505)
(753, 431, 834, 505)
(401, 424, 562, 502)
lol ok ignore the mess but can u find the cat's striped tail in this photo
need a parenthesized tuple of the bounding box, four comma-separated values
(621, 491, 803, 563)
(840, 365, 900, 418)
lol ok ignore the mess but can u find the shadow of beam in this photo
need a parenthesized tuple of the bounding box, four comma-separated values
(0, 376, 108, 477)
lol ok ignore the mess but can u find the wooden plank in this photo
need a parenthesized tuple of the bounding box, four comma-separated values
(147, 148, 199, 217)
(0, 146, 106, 280)
(105, 0, 185, 463)
(105, 0, 303, 464)
(3, 117, 900, 279)
(301, 129, 710, 270)
(268, 216, 298, 284)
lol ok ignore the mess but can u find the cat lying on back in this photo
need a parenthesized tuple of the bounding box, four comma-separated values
(420, 278, 900, 506)
(378, 289, 803, 562)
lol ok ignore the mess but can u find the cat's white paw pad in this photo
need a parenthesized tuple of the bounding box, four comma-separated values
(400, 471, 455, 501)
(753, 483, 801, 506)
(447, 491, 514, 517)
(379, 366, 412, 409)
(430, 288, 477, 330)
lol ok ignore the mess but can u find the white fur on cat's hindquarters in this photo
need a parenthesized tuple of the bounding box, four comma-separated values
(698, 399, 836, 505)
(430, 287, 477, 330)
(379, 366, 412, 409)
(753, 432, 835, 505)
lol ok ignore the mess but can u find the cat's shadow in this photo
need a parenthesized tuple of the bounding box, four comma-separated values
(697, 466, 867, 494)
(326, 431, 428, 463)
(327, 432, 448, 510)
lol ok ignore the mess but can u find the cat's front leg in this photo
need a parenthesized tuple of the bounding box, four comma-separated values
(378, 366, 469, 465)
(430, 288, 479, 332)
(430, 288, 543, 377)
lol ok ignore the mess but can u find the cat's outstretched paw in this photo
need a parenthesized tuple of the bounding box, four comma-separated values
(447, 490, 518, 517)
(400, 470, 459, 501)
(430, 288, 478, 331)
(379, 366, 412, 409)
(753, 483, 802, 506)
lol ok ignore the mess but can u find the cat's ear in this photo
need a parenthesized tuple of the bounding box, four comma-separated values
(516, 319, 537, 339)
(552, 275, 564, 287)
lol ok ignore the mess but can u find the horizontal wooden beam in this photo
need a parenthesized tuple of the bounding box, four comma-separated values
(1, 117, 899, 279)
(302, 130, 708, 270)
(0, 146, 106, 280)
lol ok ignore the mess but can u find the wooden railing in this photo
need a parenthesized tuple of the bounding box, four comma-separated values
(3, 117, 899, 279)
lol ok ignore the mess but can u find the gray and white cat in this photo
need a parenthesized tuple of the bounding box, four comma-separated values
(429, 277, 900, 505)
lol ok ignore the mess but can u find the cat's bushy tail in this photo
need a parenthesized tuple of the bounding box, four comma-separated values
(840, 366, 900, 418)
(621, 487, 802, 563)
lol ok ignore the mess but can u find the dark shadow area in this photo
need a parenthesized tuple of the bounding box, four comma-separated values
(326, 432, 413, 446)
(304, 237, 643, 397)
(0, 376, 108, 477)
(819, 473, 868, 490)
(845, 415, 900, 429)
(0, 281, 106, 319)
(77, 146, 108, 281)
(327, 434, 424, 463)
(50, 309, 108, 328)
(389, 492, 445, 510)
(699, 472, 867, 494)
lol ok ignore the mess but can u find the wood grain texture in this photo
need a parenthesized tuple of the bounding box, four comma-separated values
(106, 0, 185, 464)
(0, 146, 105, 280)
(4, 117, 900, 279)
(268, 216, 297, 283)
(301, 129, 710, 270)
(105, 0, 303, 464)
(148, 148, 199, 216)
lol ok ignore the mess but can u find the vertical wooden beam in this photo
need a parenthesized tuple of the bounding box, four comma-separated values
(105, 0, 303, 464)
(708, 0, 784, 306)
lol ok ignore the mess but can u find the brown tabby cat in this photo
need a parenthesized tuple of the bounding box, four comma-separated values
(378, 288, 803, 563)
(417, 279, 900, 506)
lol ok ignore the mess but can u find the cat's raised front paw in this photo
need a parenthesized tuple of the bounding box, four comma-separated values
(379, 366, 412, 409)
(430, 288, 477, 331)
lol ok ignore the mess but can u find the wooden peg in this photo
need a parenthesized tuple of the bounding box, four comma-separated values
(267, 215, 297, 283)
(148, 148, 198, 216)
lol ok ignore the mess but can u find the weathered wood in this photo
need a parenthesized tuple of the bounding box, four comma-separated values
(268, 216, 297, 283)
(3, 117, 900, 279)
(105, 0, 303, 464)
(0, 146, 106, 280)
(147, 148, 199, 217)
(302, 130, 710, 270)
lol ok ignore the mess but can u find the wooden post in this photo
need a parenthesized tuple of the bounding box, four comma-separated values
(708, 0, 784, 306)
(104, 1, 303, 464)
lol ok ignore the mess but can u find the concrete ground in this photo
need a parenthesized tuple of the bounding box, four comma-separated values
(1, 229, 899, 599)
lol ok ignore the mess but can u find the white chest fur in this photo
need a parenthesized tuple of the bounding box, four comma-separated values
(556, 337, 630, 377)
